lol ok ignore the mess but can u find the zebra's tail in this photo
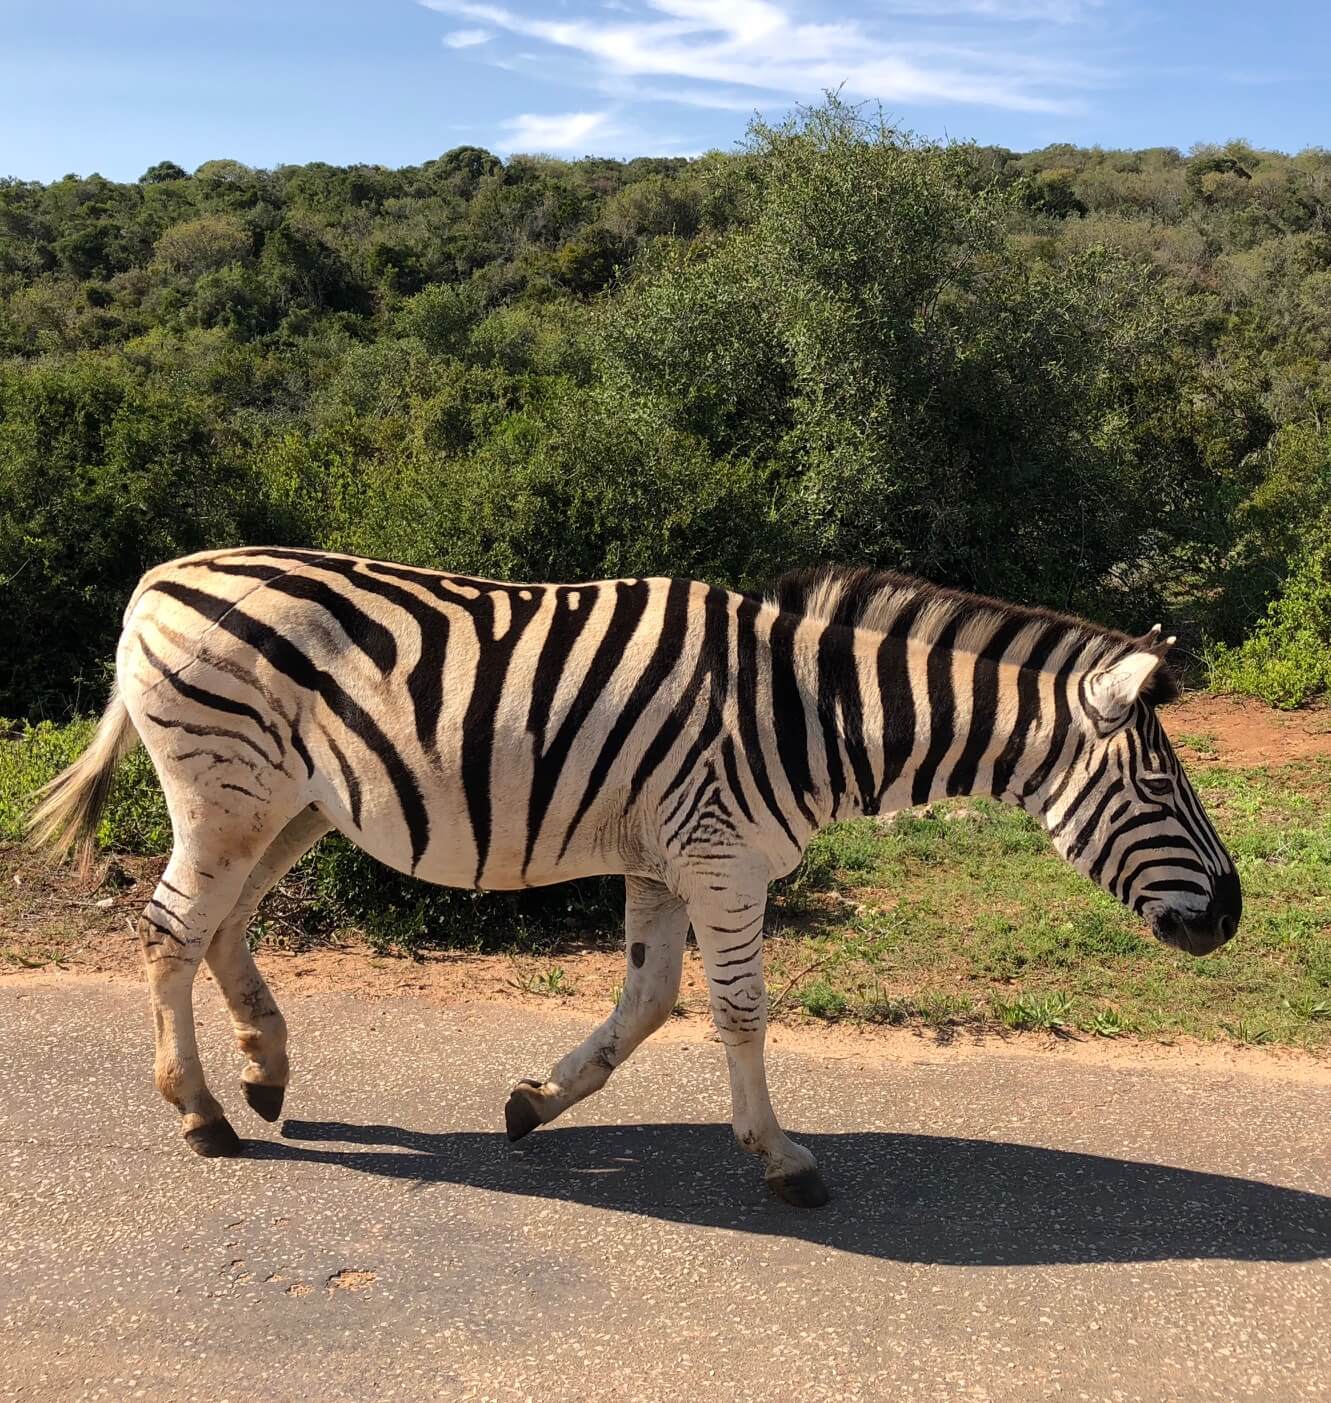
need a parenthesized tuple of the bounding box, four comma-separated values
(28, 686, 140, 876)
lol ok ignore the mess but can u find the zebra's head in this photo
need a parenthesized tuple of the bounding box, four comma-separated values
(1035, 628, 1241, 956)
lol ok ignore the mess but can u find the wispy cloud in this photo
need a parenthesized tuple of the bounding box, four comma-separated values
(422, 0, 1108, 116)
(498, 110, 613, 152)
(444, 27, 493, 48)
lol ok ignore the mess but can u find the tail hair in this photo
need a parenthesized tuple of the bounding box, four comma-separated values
(28, 687, 139, 877)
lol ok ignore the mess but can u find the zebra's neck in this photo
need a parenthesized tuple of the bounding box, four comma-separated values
(772, 584, 1115, 830)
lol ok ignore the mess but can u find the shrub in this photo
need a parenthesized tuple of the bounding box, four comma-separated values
(1210, 513, 1331, 707)
(0, 356, 271, 716)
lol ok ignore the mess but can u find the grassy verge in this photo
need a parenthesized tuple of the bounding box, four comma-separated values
(766, 758, 1331, 1048)
(3, 718, 1329, 1048)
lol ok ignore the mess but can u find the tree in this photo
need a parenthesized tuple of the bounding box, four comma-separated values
(139, 161, 187, 185)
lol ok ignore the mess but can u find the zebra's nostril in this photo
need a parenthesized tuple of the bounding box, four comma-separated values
(1218, 913, 1236, 941)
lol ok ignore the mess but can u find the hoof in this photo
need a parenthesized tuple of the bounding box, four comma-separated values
(768, 1167, 830, 1209)
(184, 1117, 243, 1158)
(241, 1081, 286, 1123)
(505, 1080, 545, 1142)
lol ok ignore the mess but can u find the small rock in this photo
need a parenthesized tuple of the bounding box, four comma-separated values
(95, 896, 115, 910)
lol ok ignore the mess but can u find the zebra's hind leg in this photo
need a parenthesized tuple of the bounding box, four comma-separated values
(505, 876, 689, 1139)
(138, 858, 259, 1157)
(204, 805, 333, 1124)
(689, 883, 828, 1208)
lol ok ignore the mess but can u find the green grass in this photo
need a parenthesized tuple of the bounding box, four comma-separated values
(1175, 731, 1218, 755)
(511, 964, 576, 998)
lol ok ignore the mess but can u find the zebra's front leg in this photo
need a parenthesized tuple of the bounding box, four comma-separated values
(505, 876, 689, 1140)
(690, 885, 828, 1208)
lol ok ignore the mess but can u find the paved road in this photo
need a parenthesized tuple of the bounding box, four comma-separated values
(2, 976, 1330, 1402)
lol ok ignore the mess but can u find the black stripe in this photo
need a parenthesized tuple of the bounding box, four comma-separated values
(1021, 644, 1087, 801)
(735, 597, 799, 848)
(946, 615, 1030, 797)
(989, 623, 1064, 799)
(455, 587, 544, 885)
(1039, 734, 1087, 817)
(655, 590, 732, 804)
(143, 916, 185, 945)
(816, 622, 877, 817)
(524, 581, 649, 876)
(1139, 878, 1209, 897)
(665, 771, 717, 850)
(220, 781, 262, 800)
(149, 580, 432, 870)
(626, 587, 729, 811)
(232, 551, 454, 755)
(145, 713, 275, 768)
(203, 561, 287, 581)
(290, 724, 315, 778)
(1067, 778, 1124, 860)
(1049, 751, 1111, 839)
(559, 579, 691, 860)
(314, 561, 448, 751)
(1021, 673, 1082, 808)
(405, 617, 449, 754)
(202, 557, 400, 674)
(768, 608, 818, 826)
(139, 637, 286, 765)
(1115, 852, 1209, 898)
(911, 614, 964, 805)
(527, 587, 595, 755)
(323, 730, 363, 827)
(875, 596, 927, 800)
(719, 736, 754, 824)
(1090, 815, 1175, 885)
(263, 572, 398, 673)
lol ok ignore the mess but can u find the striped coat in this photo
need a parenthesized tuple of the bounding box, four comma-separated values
(33, 549, 1240, 1205)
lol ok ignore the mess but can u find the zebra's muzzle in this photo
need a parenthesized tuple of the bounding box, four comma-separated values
(1151, 869, 1241, 957)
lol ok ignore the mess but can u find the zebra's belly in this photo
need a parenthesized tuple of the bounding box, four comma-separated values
(315, 777, 651, 893)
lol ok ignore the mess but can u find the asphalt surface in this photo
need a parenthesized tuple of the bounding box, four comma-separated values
(2, 976, 1330, 1402)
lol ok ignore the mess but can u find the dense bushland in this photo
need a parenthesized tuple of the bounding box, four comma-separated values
(2, 100, 1328, 946)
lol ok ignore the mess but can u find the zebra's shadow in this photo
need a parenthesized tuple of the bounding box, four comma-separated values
(248, 1118, 1331, 1267)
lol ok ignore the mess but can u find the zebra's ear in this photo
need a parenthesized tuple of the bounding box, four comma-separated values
(1085, 627, 1175, 724)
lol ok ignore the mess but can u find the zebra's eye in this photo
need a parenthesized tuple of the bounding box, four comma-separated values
(1141, 774, 1174, 799)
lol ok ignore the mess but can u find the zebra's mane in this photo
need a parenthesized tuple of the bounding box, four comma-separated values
(767, 565, 1180, 707)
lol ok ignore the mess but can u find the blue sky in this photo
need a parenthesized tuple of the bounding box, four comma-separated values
(2, 0, 1329, 181)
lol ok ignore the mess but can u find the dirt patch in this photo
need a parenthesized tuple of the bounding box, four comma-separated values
(1163, 692, 1331, 769)
(327, 1269, 376, 1292)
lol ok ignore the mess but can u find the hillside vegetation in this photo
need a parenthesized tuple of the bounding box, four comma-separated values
(2, 98, 1328, 720)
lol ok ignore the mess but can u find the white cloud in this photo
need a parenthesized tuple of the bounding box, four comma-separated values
(498, 110, 612, 152)
(444, 27, 492, 47)
(420, 0, 1107, 115)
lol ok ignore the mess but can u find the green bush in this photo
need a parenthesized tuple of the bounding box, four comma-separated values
(0, 718, 169, 851)
(1210, 512, 1331, 707)
(0, 356, 273, 716)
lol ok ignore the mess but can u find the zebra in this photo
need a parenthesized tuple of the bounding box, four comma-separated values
(31, 549, 1241, 1207)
